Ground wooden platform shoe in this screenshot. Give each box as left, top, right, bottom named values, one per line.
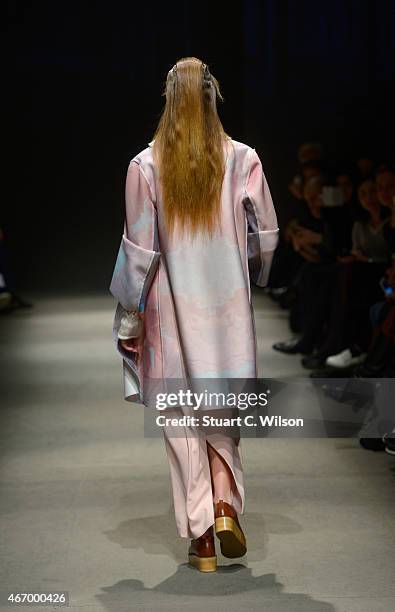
left=214, top=499, right=247, bottom=558
left=188, top=525, right=217, bottom=572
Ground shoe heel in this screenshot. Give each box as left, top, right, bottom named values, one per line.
left=188, top=554, right=217, bottom=572
left=215, top=516, right=247, bottom=558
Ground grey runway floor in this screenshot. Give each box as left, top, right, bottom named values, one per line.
left=0, top=289, right=394, bottom=612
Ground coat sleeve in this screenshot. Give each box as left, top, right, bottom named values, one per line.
left=243, top=148, right=280, bottom=287
left=109, top=160, right=161, bottom=314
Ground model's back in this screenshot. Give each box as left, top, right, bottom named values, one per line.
left=110, top=58, right=279, bottom=401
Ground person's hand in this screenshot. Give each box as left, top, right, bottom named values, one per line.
left=120, top=337, right=139, bottom=353
left=119, top=314, right=145, bottom=365
left=295, top=227, right=323, bottom=245
left=337, top=254, right=356, bottom=264
left=292, top=233, right=320, bottom=252
left=284, top=219, right=301, bottom=241
left=292, top=233, right=321, bottom=261
left=299, top=246, right=321, bottom=262
left=120, top=335, right=144, bottom=365
left=291, top=233, right=302, bottom=252
left=351, top=249, right=369, bottom=262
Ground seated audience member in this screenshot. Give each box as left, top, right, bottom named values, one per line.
left=319, top=170, right=358, bottom=256
left=267, top=155, right=327, bottom=293
left=376, top=167, right=395, bottom=212
left=288, top=153, right=326, bottom=210
left=337, top=170, right=355, bottom=204
left=353, top=259, right=395, bottom=378
left=377, top=167, right=395, bottom=252
left=273, top=176, right=391, bottom=361
left=383, top=199, right=395, bottom=253
left=301, top=179, right=391, bottom=369
left=337, top=167, right=364, bottom=218
left=322, top=179, right=392, bottom=368
left=272, top=176, right=343, bottom=353
left=297, top=142, right=324, bottom=165
left=341, top=179, right=391, bottom=264
left=287, top=176, right=335, bottom=261
left=357, top=259, right=395, bottom=455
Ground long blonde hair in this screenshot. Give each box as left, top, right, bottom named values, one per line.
left=152, top=57, right=232, bottom=239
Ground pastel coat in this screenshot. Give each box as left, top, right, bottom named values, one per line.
left=109, top=138, right=279, bottom=405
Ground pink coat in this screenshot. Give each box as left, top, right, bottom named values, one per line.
left=110, top=138, right=279, bottom=405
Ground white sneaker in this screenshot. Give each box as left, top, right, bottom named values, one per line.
left=325, top=348, right=367, bottom=369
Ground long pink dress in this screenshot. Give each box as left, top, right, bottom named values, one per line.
left=110, top=137, right=279, bottom=539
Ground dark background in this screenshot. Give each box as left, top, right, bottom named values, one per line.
left=4, top=0, right=395, bottom=294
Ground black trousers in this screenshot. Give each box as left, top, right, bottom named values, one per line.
left=295, top=261, right=387, bottom=356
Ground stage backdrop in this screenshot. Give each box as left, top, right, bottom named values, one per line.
left=4, top=0, right=395, bottom=293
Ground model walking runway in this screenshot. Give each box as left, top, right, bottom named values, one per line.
left=109, top=57, right=279, bottom=569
